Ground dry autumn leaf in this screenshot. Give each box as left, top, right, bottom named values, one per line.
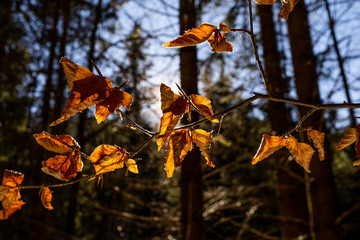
left=41, top=151, right=83, bottom=180
left=190, top=95, right=219, bottom=123
left=207, top=30, right=233, bottom=52
left=95, top=87, right=133, bottom=123
left=33, top=131, right=80, bottom=153
left=191, top=129, right=215, bottom=167
left=39, top=187, right=54, bottom=210
left=163, top=23, right=217, bottom=47
left=0, top=170, right=25, bottom=220
left=307, top=129, right=325, bottom=161
left=285, top=136, right=315, bottom=173
left=252, top=0, right=299, bottom=19
left=337, top=125, right=360, bottom=158
left=60, top=57, right=96, bottom=90
left=89, top=145, right=137, bottom=175
left=252, top=135, right=286, bottom=165
left=165, top=130, right=193, bottom=177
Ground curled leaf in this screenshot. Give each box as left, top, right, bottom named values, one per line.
left=41, top=151, right=83, bottom=180
left=285, top=136, right=314, bottom=173
left=191, top=129, right=215, bottom=167
left=252, top=135, right=286, bottom=165
left=253, top=0, right=276, bottom=4
left=0, top=200, right=25, bottom=220
left=280, top=0, right=299, bottom=19
left=219, top=22, right=230, bottom=33
left=337, top=128, right=357, bottom=150
left=190, top=94, right=218, bottom=123
left=207, top=30, right=233, bottom=52
left=39, top=187, right=54, bottom=210
left=163, top=23, right=217, bottom=47
left=307, top=129, right=325, bottom=161
left=165, top=130, right=193, bottom=177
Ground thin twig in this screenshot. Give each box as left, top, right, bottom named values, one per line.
left=285, top=108, right=317, bottom=136
left=116, top=109, right=155, bottom=136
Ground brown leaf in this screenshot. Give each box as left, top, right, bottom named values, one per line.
left=219, top=22, right=231, bottom=33
left=41, top=151, right=83, bottom=180
left=163, top=23, right=217, bottom=48
left=157, top=84, right=190, bottom=150
left=89, top=145, right=135, bottom=175
left=207, top=30, right=233, bottom=52
left=165, top=130, right=193, bottom=177
left=191, top=129, right=215, bottom=167
left=285, top=136, right=315, bottom=173
left=33, top=131, right=80, bottom=154
left=0, top=200, right=25, bottom=220
left=95, top=87, right=133, bottom=123
left=190, top=94, right=218, bottom=123
left=252, top=135, right=286, bottom=165
left=307, top=129, right=325, bottom=161
left=0, top=170, right=25, bottom=220
left=39, top=187, right=54, bottom=210
left=60, top=57, right=100, bottom=90
left=51, top=75, right=112, bottom=126
left=252, top=0, right=276, bottom=4
left=336, top=128, right=357, bottom=150
left=280, top=0, right=299, bottom=19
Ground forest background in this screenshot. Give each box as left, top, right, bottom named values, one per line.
left=1, top=0, right=360, bottom=239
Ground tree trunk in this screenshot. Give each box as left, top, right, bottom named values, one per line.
left=179, top=0, right=205, bottom=239
left=258, top=5, right=309, bottom=239
left=287, top=1, right=341, bottom=239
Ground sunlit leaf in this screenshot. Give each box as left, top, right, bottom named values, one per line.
left=125, top=159, right=138, bottom=174
left=252, top=135, right=286, bottom=165
left=163, top=23, right=217, bottom=48
left=285, top=135, right=314, bottom=173
left=207, top=30, right=233, bottom=52
left=51, top=75, right=111, bottom=126
left=41, top=151, right=83, bottom=180
left=252, top=0, right=276, bottom=4
left=33, top=131, right=80, bottom=154
left=307, top=129, right=325, bottom=161
left=280, top=0, right=299, bottom=19
left=39, top=187, right=54, bottom=210
left=190, top=94, right=218, bottom=123
left=95, top=87, right=133, bottom=123
left=0, top=200, right=25, bottom=220
left=160, top=83, right=180, bottom=111
left=337, top=128, right=357, bottom=150
left=165, top=130, right=193, bottom=177
left=219, top=22, right=231, bottom=33
left=0, top=170, right=25, bottom=220
left=89, top=145, right=135, bottom=175
left=191, top=129, right=215, bottom=167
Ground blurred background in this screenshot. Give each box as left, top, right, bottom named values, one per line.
left=1, top=0, right=360, bottom=239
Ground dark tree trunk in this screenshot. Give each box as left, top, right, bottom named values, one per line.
left=179, top=0, right=204, bottom=239
left=258, top=5, right=309, bottom=239
left=287, top=1, right=341, bottom=239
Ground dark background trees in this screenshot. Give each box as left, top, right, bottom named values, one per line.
left=1, top=0, right=360, bottom=239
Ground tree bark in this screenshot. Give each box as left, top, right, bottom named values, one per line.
left=258, top=5, right=309, bottom=239
left=287, top=1, right=341, bottom=239
left=179, top=0, right=205, bottom=239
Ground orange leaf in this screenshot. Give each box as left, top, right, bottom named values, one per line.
left=33, top=131, right=80, bottom=154
left=163, top=23, right=217, bottom=48
left=191, top=129, right=215, bottom=167
left=157, top=84, right=190, bottom=150
left=252, top=135, right=286, bottom=165
left=0, top=170, right=25, bottom=220
left=190, top=94, right=218, bottom=123
left=39, top=187, right=54, bottom=210
left=219, top=22, right=231, bottom=33
left=95, top=87, right=133, bottom=123
left=51, top=75, right=111, bottom=126
left=41, top=151, right=83, bottom=180
left=307, top=129, right=325, bottom=161
left=252, top=0, right=276, bottom=4
left=280, top=0, right=299, bottom=19
left=337, top=127, right=358, bottom=150
left=89, top=145, right=135, bottom=175
left=165, top=130, right=193, bottom=177
left=207, top=30, right=233, bottom=52
left=0, top=200, right=25, bottom=220
left=60, top=57, right=98, bottom=90
left=285, top=136, right=315, bottom=173
left=125, top=159, right=139, bottom=174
